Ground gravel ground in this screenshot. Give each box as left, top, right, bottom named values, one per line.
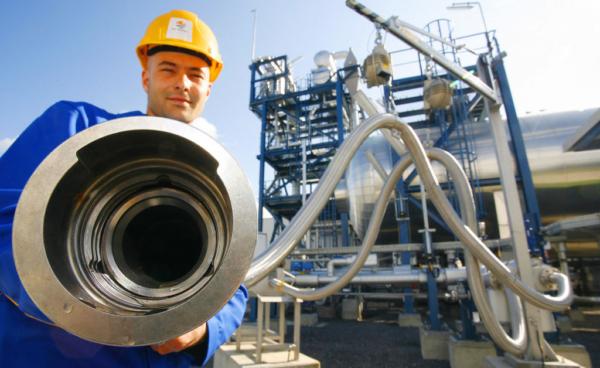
left=298, top=309, right=600, bottom=368
left=300, top=312, right=450, bottom=368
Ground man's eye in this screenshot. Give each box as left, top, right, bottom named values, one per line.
left=161, top=68, right=175, bottom=73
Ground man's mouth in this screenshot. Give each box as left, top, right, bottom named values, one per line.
left=167, top=96, right=190, bottom=106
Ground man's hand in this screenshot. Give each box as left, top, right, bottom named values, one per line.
left=151, top=323, right=207, bottom=355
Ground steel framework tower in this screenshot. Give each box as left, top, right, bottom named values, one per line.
left=249, top=56, right=358, bottom=246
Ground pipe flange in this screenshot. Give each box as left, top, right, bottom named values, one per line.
left=13, top=116, right=256, bottom=346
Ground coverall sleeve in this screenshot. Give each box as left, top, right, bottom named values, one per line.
left=0, top=101, right=141, bottom=320
left=197, top=284, right=248, bottom=366
left=0, top=101, right=100, bottom=321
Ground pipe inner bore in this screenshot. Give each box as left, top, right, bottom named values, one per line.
left=114, top=204, right=205, bottom=289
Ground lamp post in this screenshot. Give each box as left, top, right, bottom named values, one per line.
left=250, top=9, right=257, bottom=61
left=447, top=2, right=492, bottom=53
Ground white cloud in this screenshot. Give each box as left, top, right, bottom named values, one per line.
left=189, top=117, right=218, bottom=139
left=0, top=137, right=15, bottom=156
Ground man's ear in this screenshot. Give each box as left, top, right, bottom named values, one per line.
left=142, top=69, right=149, bottom=93
left=206, top=82, right=213, bottom=98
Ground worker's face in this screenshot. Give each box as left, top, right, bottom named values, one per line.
left=143, top=51, right=212, bottom=123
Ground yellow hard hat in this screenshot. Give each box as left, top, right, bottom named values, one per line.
left=137, top=10, right=223, bottom=82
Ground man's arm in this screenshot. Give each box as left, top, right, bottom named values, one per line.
left=0, top=101, right=142, bottom=320
left=0, top=101, right=99, bottom=321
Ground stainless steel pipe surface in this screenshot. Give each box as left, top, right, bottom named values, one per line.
left=288, top=267, right=468, bottom=286
left=12, top=117, right=257, bottom=346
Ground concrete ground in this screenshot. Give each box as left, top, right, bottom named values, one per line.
left=562, top=308, right=600, bottom=366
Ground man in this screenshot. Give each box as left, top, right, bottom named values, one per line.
left=0, top=10, right=246, bottom=367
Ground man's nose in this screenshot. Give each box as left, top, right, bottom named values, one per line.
left=174, top=72, right=192, bottom=91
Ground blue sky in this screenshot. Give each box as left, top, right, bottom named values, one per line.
left=1, top=0, right=599, bottom=198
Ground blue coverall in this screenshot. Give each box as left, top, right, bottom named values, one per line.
left=0, top=101, right=248, bottom=367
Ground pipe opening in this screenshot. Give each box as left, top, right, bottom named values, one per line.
left=16, top=118, right=256, bottom=345
left=115, top=204, right=206, bottom=289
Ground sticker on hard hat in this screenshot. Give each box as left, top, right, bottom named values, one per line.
left=166, top=17, right=192, bottom=42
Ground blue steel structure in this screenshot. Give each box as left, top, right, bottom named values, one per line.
left=249, top=56, right=356, bottom=246
left=491, top=48, right=543, bottom=256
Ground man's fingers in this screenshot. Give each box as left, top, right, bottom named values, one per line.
left=151, top=344, right=170, bottom=355
left=151, top=325, right=206, bottom=355
left=152, top=344, right=169, bottom=355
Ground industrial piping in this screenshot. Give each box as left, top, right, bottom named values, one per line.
left=247, top=113, right=572, bottom=358
left=248, top=114, right=572, bottom=310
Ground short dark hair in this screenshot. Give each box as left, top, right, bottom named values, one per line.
left=147, top=45, right=212, bottom=66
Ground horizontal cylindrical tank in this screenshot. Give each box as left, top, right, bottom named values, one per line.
left=344, top=108, right=600, bottom=243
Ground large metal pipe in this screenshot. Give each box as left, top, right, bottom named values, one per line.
left=336, top=291, right=466, bottom=301
left=446, top=157, right=527, bottom=355
left=327, top=258, right=354, bottom=276
left=13, top=117, right=257, bottom=346
left=290, top=267, right=467, bottom=286
left=574, top=295, right=600, bottom=305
